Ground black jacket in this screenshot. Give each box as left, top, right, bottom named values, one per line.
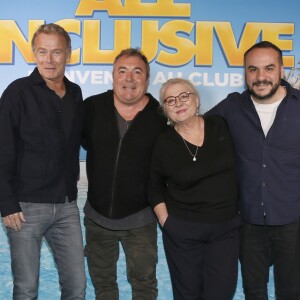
left=83, top=90, right=167, bottom=219
left=0, top=68, right=83, bottom=217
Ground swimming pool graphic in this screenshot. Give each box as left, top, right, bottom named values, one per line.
left=0, top=177, right=275, bottom=299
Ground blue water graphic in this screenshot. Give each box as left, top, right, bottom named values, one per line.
left=0, top=178, right=275, bottom=299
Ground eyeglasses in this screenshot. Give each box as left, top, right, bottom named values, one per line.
left=163, top=92, right=194, bottom=106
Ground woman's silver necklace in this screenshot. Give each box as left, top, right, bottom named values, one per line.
left=176, top=126, right=199, bottom=162
left=176, top=118, right=203, bottom=162
left=182, top=138, right=198, bottom=161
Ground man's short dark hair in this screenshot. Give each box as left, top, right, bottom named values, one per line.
left=113, top=48, right=150, bottom=80
left=244, top=41, right=283, bottom=65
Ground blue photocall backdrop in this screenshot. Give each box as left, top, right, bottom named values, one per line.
left=0, top=0, right=298, bottom=298
left=1, top=0, right=300, bottom=111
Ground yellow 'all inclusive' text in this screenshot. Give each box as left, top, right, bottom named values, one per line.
left=0, top=0, right=295, bottom=67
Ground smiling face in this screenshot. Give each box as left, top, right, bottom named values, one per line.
left=163, top=82, right=199, bottom=125
left=33, top=33, right=70, bottom=84
left=245, top=47, right=284, bottom=103
left=112, top=55, right=149, bottom=106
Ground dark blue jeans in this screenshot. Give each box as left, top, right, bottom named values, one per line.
left=7, top=201, right=86, bottom=300
left=240, top=221, right=300, bottom=300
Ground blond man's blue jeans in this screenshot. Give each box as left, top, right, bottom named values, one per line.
left=7, top=201, right=86, bottom=300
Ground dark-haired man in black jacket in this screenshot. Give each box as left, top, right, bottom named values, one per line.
left=82, top=48, right=168, bottom=300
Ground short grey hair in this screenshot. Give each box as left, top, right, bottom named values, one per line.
left=31, top=23, right=71, bottom=54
